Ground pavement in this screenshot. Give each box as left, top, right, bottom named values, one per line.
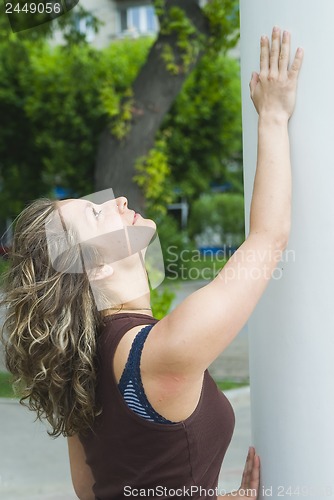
left=0, top=280, right=251, bottom=499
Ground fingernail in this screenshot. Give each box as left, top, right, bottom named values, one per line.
left=273, top=26, right=280, bottom=32
left=283, top=30, right=289, bottom=39
left=297, top=47, right=303, bottom=55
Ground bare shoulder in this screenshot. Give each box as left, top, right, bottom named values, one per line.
left=110, top=321, right=203, bottom=422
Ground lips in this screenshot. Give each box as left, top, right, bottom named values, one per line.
left=133, top=212, right=138, bottom=224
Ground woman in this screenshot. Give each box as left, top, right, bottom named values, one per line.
left=1, top=28, right=303, bottom=500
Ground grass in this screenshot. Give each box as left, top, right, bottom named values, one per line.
left=0, top=371, right=17, bottom=398
left=216, top=380, right=249, bottom=391
left=0, top=371, right=248, bottom=399
left=0, top=258, right=9, bottom=273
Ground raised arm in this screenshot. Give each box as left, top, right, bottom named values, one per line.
left=249, top=27, right=303, bottom=243
left=145, top=27, right=303, bottom=379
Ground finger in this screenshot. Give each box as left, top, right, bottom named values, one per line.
left=240, top=446, right=254, bottom=488
left=288, top=47, right=304, bottom=81
left=249, top=454, right=261, bottom=494
left=269, top=26, right=281, bottom=77
left=278, top=30, right=291, bottom=75
left=249, top=72, right=259, bottom=96
left=240, top=449, right=249, bottom=488
left=259, top=35, right=270, bottom=76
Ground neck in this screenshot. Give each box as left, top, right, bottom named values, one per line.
left=91, top=256, right=151, bottom=313
left=102, top=307, right=153, bottom=317
left=102, top=293, right=153, bottom=317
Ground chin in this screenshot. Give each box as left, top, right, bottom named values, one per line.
left=145, top=218, right=156, bottom=230
left=137, top=216, right=156, bottom=230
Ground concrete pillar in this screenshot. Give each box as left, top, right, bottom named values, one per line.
left=239, top=1, right=334, bottom=498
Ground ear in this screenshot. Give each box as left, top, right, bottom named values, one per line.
left=88, top=264, right=114, bottom=282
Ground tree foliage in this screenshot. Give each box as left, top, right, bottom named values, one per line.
left=0, top=0, right=242, bottom=230
left=160, top=53, right=242, bottom=199
left=133, top=49, right=242, bottom=221
left=133, top=0, right=242, bottom=215
left=0, top=36, right=152, bottom=218
left=188, top=192, right=244, bottom=239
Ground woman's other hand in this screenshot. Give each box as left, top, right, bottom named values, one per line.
left=220, top=446, right=260, bottom=499
left=250, top=27, right=303, bottom=122
left=237, top=446, right=260, bottom=498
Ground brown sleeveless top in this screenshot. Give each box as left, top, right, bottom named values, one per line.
left=79, top=313, right=235, bottom=500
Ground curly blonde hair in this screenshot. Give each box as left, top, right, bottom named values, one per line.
left=0, top=198, right=103, bottom=437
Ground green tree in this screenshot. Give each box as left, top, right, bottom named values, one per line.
left=95, top=0, right=240, bottom=211
left=0, top=0, right=101, bottom=219
left=0, top=36, right=152, bottom=219
left=0, top=0, right=241, bottom=223
left=188, top=192, right=245, bottom=243
left=134, top=50, right=243, bottom=250
left=159, top=54, right=242, bottom=200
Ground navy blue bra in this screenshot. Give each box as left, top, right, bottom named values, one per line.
left=118, top=325, right=175, bottom=424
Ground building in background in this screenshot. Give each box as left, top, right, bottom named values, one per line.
left=52, top=0, right=160, bottom=48
left=53, top=0, right=209, bottom=48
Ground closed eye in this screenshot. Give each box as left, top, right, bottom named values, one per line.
left=92, top=207, right=101, bottom=219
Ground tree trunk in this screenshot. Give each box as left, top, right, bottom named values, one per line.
left=94, top=0, right=211, bottom=213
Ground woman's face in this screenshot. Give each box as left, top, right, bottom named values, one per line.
left=55, top=196, right=161, bottom=308
left=58, top=196, right=156, bottom=243
left=57, top=196, right=157, bottom=272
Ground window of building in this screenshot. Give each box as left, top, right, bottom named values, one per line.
left=118, top=5, right=158, bottom=36
left=73, top=13, right=96, bottom=42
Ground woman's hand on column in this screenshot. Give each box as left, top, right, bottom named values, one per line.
left=250, top=27, right=303, bottom=122
left=221, top=446, right=260, bottom=499
left=237, top=446, right=260, bottom=498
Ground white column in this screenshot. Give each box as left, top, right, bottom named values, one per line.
left=239, top=1, right=334, bottom=499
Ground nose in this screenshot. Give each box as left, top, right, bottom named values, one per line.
left=116, top=196, right=128, bottom=213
